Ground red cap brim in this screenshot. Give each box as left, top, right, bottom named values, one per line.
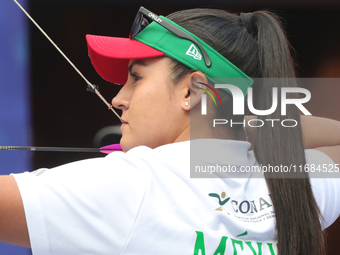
left=86, top=35, right=165, bottom=85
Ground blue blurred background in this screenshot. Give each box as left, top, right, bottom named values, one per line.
left=0, top=0, right=31, bottom=254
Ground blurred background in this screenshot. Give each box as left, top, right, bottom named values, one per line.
left=0, top=0, right=339, bottom=254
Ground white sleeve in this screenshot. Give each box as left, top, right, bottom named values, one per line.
left=12, top=152, right=149, bottom=255
left=305, top=149, right=340, bottom=230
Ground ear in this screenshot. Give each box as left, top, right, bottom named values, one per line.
left=180, top=71, right=208, bottom=111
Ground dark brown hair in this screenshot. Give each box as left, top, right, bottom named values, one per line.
left=167, top=9, right=324, bottom=255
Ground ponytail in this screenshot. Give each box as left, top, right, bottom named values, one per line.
left=250, top=11, right=325, bottom=255
left=167, top=9, right=325, bottom=254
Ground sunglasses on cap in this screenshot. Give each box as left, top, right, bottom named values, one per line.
left=129, top=6, right=212, bottom=67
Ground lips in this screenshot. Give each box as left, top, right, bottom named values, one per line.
left=120, top=118, right=128, bottom=128
left=120, top=118, right=128, bottom=124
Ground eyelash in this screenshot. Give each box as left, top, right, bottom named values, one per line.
left=131, top=73, right=142, bottom=83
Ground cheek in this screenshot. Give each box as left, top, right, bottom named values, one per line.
left=122, top=89, right=174, bottom=149
left=133, top=82, right=169, bottom=116
left=124, top=88, right=159, bottom=135
left=129, top=89, right=155, bottom=122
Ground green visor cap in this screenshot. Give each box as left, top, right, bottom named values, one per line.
left=134, top=16, right=254, bottom=96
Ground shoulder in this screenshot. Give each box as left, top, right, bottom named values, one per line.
left=13, top=141, right=191, bottom=196
left=10, top=143, right=190, bottom=254
left=305, top=149, right=340, bottom=229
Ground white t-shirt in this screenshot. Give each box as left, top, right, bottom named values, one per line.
left=12, top=139, right=340, bottom=255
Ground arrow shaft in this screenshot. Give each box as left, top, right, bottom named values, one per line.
left=0, top=146, right=118, bottom=153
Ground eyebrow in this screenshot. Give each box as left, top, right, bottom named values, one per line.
left=128, top=60, right=147, bottom=74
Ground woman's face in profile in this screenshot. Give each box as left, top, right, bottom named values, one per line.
left=111, top=57, right=190, bottom=151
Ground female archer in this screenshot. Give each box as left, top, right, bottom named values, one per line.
left=0, top=6, right=340, bottom=255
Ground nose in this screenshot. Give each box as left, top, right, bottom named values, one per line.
left=111, top=85, right=130, bottom=111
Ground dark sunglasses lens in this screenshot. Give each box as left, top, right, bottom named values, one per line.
left=131, top=16, right=149, bottom=38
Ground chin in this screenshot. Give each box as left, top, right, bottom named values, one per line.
left=120, top=137, right=140, bottom=152
left=120, top=140, right=132, bottom=152
left=120, top=134, right=166, bottom=151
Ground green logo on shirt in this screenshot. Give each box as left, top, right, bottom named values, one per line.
left=209, top=192, right=230, bottom=211
left=193, top=231, right=278, bottom=255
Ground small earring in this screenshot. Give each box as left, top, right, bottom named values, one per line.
left=185, top=102, right=189, bottom=106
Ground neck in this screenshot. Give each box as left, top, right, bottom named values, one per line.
left=174, top=109, right=235, bottom=143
